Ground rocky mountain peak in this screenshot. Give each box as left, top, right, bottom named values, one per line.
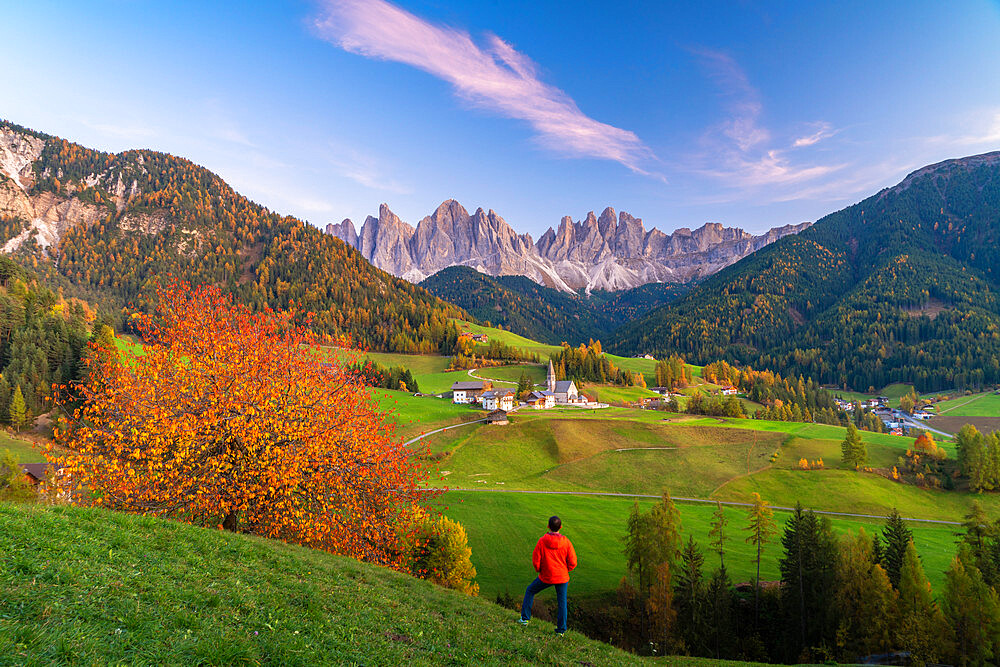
left=326, top=199, right=809, bottom=293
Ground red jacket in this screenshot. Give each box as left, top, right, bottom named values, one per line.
left=532, top=532, right=577, bottom=584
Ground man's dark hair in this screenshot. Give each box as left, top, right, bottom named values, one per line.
left=548, top=515, right=562, bottom=532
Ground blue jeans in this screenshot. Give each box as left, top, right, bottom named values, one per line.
left=520, top=577, right=568, bottom=633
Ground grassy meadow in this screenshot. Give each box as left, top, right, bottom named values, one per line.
left=0, top=502, right=649, bottom=666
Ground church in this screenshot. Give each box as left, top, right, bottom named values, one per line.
left=546, top=360, right=582, bottom=404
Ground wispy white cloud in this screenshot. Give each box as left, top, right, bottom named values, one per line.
left=325, top=141, right=413, bottom=195
left=792, top=122, right=836, bottom=148
left=924, top=109, right=1000, bottom=148
left=312, top=0, right=656, bottom=175
left=686, top=49, right=844, bottom=194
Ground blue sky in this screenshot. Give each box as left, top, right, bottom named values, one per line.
left=3, top=1, right=1000, bottom=236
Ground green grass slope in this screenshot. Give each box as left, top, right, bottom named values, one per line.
left=0, top=503, right=649, bottom=666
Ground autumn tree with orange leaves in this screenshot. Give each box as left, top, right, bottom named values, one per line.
left=51, top=282, right=436, bottom=567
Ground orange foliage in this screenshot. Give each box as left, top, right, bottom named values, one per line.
left=51, top=282, right=436, bottom=567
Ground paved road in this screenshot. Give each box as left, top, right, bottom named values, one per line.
left=891, top=409, right=954, bottom=438
left=466, top=367, right=518, bottom=386
left=445, top=487, right=961, bottom=525
left=403, top=418, right=486, bottom=446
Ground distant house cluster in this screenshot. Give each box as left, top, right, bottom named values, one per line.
left=481, top=389, right=516, bottom=412
left=458, top=332, right=489, bottom=343
left=449, top=361, right=591, bottom=410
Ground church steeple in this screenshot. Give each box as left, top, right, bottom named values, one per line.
left=547, top=359, right=556, bottom=392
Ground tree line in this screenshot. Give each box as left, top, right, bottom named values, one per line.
left=549, top=340, right=645, bottom=388
left=568, top=492, right=1000, bottom=665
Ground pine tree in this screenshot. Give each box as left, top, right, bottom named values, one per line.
left=896, top=540, right=946, bottom=666
left=958, top=500, right=999, bottom=586
left=705, top=566, right=734, bottom=660
left=880, top=508, right=913, bottom=589
left=779, top=503, right=837, bottom=661
left=840, top=422, right=867, bottom=469
left=834, top=530, right=898, bottom=661
left=745, top=492, right=777, bottom=627
left=516, top=370, right=533, bottom=398
left=941, top=549, right=1000, bottom=666
left=649, top=491, right=683, bottom=572
left=708, top=501, right=728, bottom=570
left=674, top=536, right=706, bottom=655
left=9, top=385, right=26, bottom=432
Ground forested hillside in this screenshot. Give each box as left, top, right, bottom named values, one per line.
left=420, top=265, right=686, bottom=344
left=0, top=121, right=468, bottom=353
left=611, top=152, right=1000, bottom=392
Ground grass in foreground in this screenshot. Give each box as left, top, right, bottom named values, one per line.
left=0, top=502, right=648, bottom=666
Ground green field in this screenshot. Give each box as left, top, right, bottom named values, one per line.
left=934, top=390, right=1000, bottom=416
left=373, top=390, right=482, bottom=441
left=426, top=412, right=976, bottom=515
left=475, top=364, right=546, bottom=386
left=425, top=406, right=989, bottom=603
left=441, top=491, right=959, bottom=599
left=0, top=432, right=45, bottom=464
left=0, top=502, right=648, bottom=666
left=454, top=320, right=562, bottom=359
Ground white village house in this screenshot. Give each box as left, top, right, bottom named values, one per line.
left=451, top=380, right=493, bottom=404
left=481, top=389, right=515, bottom=412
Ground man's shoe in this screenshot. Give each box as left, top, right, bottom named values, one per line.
left=517, top=618, right=529, bottom=626
left=555, top=631, right=565, bottom=637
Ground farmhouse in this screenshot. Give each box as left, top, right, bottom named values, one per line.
left=451, top=380, right=493, bottom=404
left=720, top=386, right=738, bottom=396
left=527, top=390, right=556, bottom=409
left=19, top=463, right=56, bottom=487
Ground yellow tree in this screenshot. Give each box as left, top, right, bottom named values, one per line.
left=745, top=492, right=777, bottom=628
left=52, top=281, right=436, bottom=568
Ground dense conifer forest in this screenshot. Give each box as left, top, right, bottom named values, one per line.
left=420, top=265, right=686, bottom=345
left=611, top=153, right=1000, bottom=392
left=1, top=121, right=468, bottom=354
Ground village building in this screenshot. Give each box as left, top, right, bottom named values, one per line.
left=486, top=409, right=509, bottom=425
left=527, top=390, right=556, bottom=409
left=19, top=463, right=55, bottom=488
left=451, top=379, right=493, bottom=404
left=720, top=386, right=738, bottom=396
left=481, top=389, right=516, bottom=412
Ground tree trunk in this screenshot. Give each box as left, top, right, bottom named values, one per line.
left=223, top=511, right=239, bottom=532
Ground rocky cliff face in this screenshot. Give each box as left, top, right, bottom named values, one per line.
left=0, top=125, right=157, bottom=254
left=327, top=200, right=810, bottom=292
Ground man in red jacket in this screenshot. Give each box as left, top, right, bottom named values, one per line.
left=518, top=515, right=577, bottom=635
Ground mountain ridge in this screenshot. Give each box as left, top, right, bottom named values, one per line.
left=327, top=199, right=809, bottom=292
left=0, top=119, right=468, bottom=353
left=610, top=149, right=1000, bottom=392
